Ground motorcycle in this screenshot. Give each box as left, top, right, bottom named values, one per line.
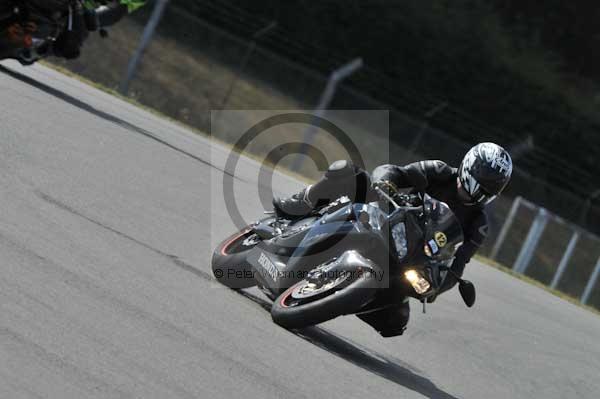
left=0, top=0, right=102, bottom=65
left=212, top=187, right=476, bottom=330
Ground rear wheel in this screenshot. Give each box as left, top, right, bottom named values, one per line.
left=271, top=266, right=379, bottom=329
left=212, top=229, right=261, bottom=289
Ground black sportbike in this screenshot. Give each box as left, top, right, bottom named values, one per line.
left=2, top=1, right=69, bottom=64
left=212, top=188, right=476, bottom=330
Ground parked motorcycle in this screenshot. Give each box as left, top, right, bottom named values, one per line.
left=212, top=187, right=476, bottom=330
left=0, top=0, right=108, bottom=65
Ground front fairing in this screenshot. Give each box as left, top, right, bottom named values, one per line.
left=291, top=203, right=390, bottom=259
left=246, top=203, right=392, bottom=295
left=397, top=198, right=465, bottom=298
left=423, top=200, right=464, bottom=261
left=249, top=198, right=464, bottom=300
left=271, top=203, right=392, bottom=291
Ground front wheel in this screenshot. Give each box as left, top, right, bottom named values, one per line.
left=271, top=267, right=380, bottom=329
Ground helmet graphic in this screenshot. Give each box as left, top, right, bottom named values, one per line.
left=458, top=143, right=512, bottom=206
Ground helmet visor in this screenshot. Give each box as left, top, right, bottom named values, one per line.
left=457, top=182, right=496, bottom=206
left=472, top=188, right=497, bottom=205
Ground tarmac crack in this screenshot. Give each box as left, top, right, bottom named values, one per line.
left=34, top=189, right=213, bottom=282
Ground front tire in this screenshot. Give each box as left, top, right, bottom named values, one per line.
left=271, top=269, right=379, bottom=329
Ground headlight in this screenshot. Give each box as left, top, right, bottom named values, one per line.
left=404, top=269, right=431, bottom=294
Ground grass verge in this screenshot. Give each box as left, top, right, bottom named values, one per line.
left=475, top=254, right=600, bottom=317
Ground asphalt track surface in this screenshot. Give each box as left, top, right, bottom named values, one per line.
left=1, top=61, right=599, bottom=399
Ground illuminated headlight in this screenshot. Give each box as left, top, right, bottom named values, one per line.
left=404, top=270, right=431, bottom=294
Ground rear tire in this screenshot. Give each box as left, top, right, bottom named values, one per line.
left=212, top=229, right=260, bottom=289
left=271, top=270, right=379, bottom=329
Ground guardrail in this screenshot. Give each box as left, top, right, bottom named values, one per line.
left=491, top=196, right=600, bottom=305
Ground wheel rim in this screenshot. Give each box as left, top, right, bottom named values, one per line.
left=279, top=271, right=351, bottom=308
left=292, top=272, right=349, bottom=299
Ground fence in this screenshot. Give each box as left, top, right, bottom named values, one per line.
left=489, top=196, right=600, bottom=307
left=48, top=1, right=600, bottom=309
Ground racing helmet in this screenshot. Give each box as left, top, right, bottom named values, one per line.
left=457, top=143, right=512, bottom=206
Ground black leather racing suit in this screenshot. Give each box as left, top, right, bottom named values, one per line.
left=290, top=159, right=489, bottom=336
left=54, top=1, right=130, bottom=59
left=371, top=160, right=489, bottom=279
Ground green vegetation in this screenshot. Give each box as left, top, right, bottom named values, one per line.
left=177, top=0, right=600, bottom=202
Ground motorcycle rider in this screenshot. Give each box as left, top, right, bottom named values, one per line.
left=54, top=0, right=146, bottom=59
left=273, top=142, right=513, bottom=337
left=0, top=1, right=145, bottom=62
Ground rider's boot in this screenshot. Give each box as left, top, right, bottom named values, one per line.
left=272, top=187, right=314, bottom=220
left=54, top=4, right=87, bottom=59
left=357, top=298, right=410, bottom=338
left=273, top=160, right=371, bottom=219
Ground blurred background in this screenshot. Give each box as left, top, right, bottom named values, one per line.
left=48, top=0, right=600, bottom=308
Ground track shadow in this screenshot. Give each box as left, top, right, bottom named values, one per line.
left=0, top=64, right=238, bottom=179
left=235, top=289, right=461, bottom=399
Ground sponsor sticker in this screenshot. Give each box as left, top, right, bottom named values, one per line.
left=434, top=231, right=447, bottom=248
left=258, top=252, right=280, bottom=281
left=427, top=239, right=439, bottom=255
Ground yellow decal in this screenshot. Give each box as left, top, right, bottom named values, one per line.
left=434, top=231, right=447, bottom=248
